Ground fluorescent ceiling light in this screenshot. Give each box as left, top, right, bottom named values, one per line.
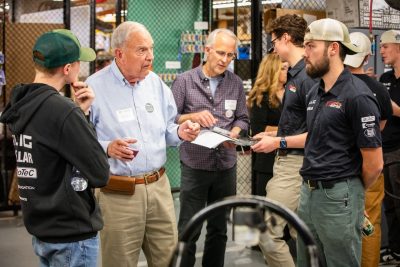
left=213, top=0, right=282, bottom=9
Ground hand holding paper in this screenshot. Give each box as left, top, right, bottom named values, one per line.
left=191, top=127, right=256, bottom=149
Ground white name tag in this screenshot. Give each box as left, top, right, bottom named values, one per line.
left=225, top=100, right=237, bottom=110
left=116, top=108, right=135, bottom=122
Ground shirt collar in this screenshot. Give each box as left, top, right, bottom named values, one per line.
left=318, top=67, right=352, bottom=97
left=196, top=65, right=226, bottom=81
left=110, top=60, right=130, bottom=86
left=387, top=69, right=399, bottom=80
left=288, top=58, right=306, bottom=78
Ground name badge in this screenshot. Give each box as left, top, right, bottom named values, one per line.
left=116, top=108, right=135, bottom=122
left=225, top=100, right=237, bottom=110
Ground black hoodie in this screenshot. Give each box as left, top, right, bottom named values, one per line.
left=0, top=83, right=110, bottom=243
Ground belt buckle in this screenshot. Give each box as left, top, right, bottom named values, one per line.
left=307, top=180, right=315, bottom=190
left=144, top=169, right=160, bottom=185
left=143, top=174, right=150, bottom=185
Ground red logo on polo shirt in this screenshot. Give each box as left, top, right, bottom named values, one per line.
left=326, top=100, right=342, bottom=109
left=288, top=84, right=297, bottom=93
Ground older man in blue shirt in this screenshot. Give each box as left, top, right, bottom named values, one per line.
left=87, top=21, right=200, bottom=267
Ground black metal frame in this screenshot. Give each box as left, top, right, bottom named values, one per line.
left=89, top=0, right=96, bottom=73
left=115, top=0, right=124, bottom=26
left=202, top=0, right=210, bottom=25
left=211, top=0, right=262, bottom=84
left=250, top=0, right=262, bottom=82
left=0, top=0, right=8, bottom=212
left=169, top=196, right=325, bottom=267
left=63, top=0, right=71, bottom=29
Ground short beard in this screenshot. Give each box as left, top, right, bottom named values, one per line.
left=306, top=48, right=330, bottom=79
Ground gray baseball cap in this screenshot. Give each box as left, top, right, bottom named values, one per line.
left=304, top=18, right=362, bottom=55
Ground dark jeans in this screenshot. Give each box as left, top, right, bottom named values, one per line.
left=178, top=163, right=237, bottom=267
left=383, top=149, right=400, bottom=253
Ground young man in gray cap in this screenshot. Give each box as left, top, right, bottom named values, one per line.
left=297, top=18, right=383, bottom=266
left=379, top=29, right=400, bottom=264
left=344, top=31, right=393, bottom=267
left=0, top=29, right=110, bottom=266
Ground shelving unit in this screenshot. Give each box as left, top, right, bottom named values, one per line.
left=159, top=31, right=207, bottom=85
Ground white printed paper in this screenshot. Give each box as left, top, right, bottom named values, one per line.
left=191, top=130, right=232, bottom=149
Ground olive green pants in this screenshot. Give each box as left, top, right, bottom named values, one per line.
left=297, top=178, right=365, bottom=267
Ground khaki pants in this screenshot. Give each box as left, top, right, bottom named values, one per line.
left=361, top=173, right=384, bottom=267
left=259, top=154, right=303, bottom=267
left=97, top=173, right=177, bottom=267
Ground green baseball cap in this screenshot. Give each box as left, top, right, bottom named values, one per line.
left=33, top=29, right=96, bottom=68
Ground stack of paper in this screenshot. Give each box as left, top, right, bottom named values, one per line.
left=191, top=130, right=256, bottom=149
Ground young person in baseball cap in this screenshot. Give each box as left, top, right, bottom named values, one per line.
left=251, top=14, right=317, bottom=267
left=378, top=29, right=400, bottom=265
left=297, top=18, right=383, bottom=267
left=345, top=31, right=393, bottom=267
left=0, top=29, right=110, bottom=267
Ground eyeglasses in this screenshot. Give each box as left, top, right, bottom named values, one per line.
left=270, top=36, right=281, bottom=51
left=212, top=49, right=236, bottom=60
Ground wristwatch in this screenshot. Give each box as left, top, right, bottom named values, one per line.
left=279, top=137, right=287, bottom=149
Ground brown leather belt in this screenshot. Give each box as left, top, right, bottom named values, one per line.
left=277, top=149, right=304, bottom=157
left=110, top=167, right=165, bottom=185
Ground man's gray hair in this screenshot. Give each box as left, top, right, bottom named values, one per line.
left=111, top=21, right=149, bottom=50
left=205, top=28, right=240, bottom=51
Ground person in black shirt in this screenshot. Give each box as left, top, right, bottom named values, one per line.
left=378, top=29, right=400, bottom=263
left=344, top=31, right=393, bottom=267
left=251, top=15, right=316, bottom=267
left=297, top=19, right=383, bottom=267
left=247, top=54, right=288, bottom=196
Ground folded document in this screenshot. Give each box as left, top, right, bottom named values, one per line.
left=191, top=128, right=255, bottom=149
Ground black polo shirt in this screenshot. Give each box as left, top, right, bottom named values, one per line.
left=277, top=59, right=317, bottom=137
left=380, top=70, right=400, bottom=152
left=354, top=74, right=393, bottom=121
left=300, top=68, right=382, bottom=181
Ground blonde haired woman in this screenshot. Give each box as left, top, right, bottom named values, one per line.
left=247, top=53, right=288, bottom=196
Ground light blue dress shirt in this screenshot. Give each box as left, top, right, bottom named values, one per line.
left=87, top=60, right=181, bottom=176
